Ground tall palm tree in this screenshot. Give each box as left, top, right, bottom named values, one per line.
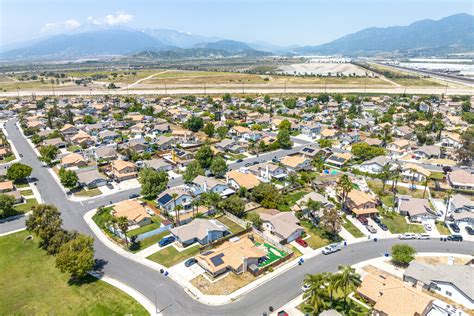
left=334, top=265, right=361, bottom=311
left=171, top=192, right=179, bottom=226
left=409, top=168, right=418, bottom=191
left=302, top=273, right=327, bottom=315
left=379, top=163, right=392, bottom=193
left=336, top=174, right=353, bottom=212
left=444, top=190, right=453, bottom=223
left=323, top=272, right=338, bottom=308
left=117, top=216, right=129, bottom=247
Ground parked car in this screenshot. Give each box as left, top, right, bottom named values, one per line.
left=277, top=311, right=289, bottom=316
left=158, top=236, right=175, bottom=247
left=447, top=234, right=463, bottom=242
left=301, top=284, right=310, bottom=292
left=423, top=223, right=432, bottom=231
left=449, top=223, right=460, bottom=233
left=184, top=258, right=197, bottom=267
left=19, top=153, right=23, bottom=157
left=322, top=243, right=342, bottom=255
left=372, top=217, right=381, bottom=224
left=465, top=226, right=474, bottom=235
left=378, top=223, right=388, bottom=231
left=295, top=237, right=308, bottom=248
left=358, top=217, right=368, bottom=225
left=366, top=225, right=377, bottom=234
left=272, top=158, right=279, bottom=163
left=236, top=159, right=243, bottom=163
left=399, top=233, right=417, bottom=240
left=417, top=234, right=430, bottom=240
left=106, top=182, right=114, bottom=189
left=129, top=193, right=139, bottom=199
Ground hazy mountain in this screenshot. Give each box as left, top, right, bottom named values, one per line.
left=143, top=29, right=222, bottom=48
left=1, top=29, right=171, bottom=60
left=295, top=13, right=474, bottom=55
left=193, top=40, right=254, bottom=53
left=132, top=47, right=271, bottom=60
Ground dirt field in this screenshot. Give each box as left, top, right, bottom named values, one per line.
left=277, top=62, right=371, bottom=76
left=191, top=272, right=256, bottom=295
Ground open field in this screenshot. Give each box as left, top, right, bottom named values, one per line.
left=67, top=69, right=160, bottom=84
left=367, top=63, right=447, bottom=87
left=277, top=62, right=371, bottom=76
left=0, top=230, right=147, bottom=315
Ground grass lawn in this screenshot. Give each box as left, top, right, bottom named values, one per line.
left=368, top=180, right=427, bottom=200
left=278, top=190, right=309, bottom=212
left=74, top=187, right=102, bottom=197
left=0, top=231, right=147, bottom=315
left=381, top=212, right=425, bottom=234
left=14, top=198, right=39, bottom=213
left=127, top=222, right=160, bottom=237
left=191, top=272, right=256, bottom=295
left=131, top=230, right=171, bottom=253
left=300, top=221, right=331, bottom=250
left=226, top=153, right=247, bottom=161
left=342, top=218, right=365, bottom=238
left=2, top=154, right=16, bottom=162
left=435, top=221, right=451, bottom=235
left=15, top=182, right=30, bottom=188
left=291, top=246, right=303, bottom=257
left=147, top=245, right=199, bottom=267
left=20, top=189, right=33, bottom=196
left=216, top=215, right=245, bottom=234
left=67, top=145, right=82, bottom=152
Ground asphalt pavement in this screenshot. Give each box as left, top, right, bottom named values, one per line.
left=1, top=118, right=473, bottom=315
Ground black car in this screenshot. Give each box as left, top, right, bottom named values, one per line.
left=378, top=223, right=388, bottom=231
left=129, top=193, right=139, bottom=199
left=465, top=226, right=474, bottom=235
left=184, top=258, right=197, bottom=267
left=447, top=234, right=463, bottom=242
left=236, top=159, right=243, bottom=163
left=373, top=217, right=381, bottom=224
left=449, top=223, right=460, bottom=233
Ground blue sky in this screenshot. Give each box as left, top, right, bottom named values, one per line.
left=1, top=0, right=472, bottom=46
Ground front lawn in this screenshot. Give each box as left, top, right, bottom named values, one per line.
left=0, top=231, right=147, bottom=315
left=131, top=230, right=171, bottom=253
left=147, top=244, right=199, bottom=267
left=128, top=222, right=161, bottom=237
left=191, top=272, right=256, bottom=295
left=216, top=215, right=246, bottom=234
left=20, top=189, right=33, bottom=196
left=342, top=218, right=365, bottom=238
left=14, top=198, right=39, bottom=213
left=74, top=187, right=102, bottom=197
left=67, top=145, right=82, bottom=152
left=435, top=221, right=451, bottom=235
left=300, top=221, right=333, bottom=250
left=381, top=212, right=425, bottom=234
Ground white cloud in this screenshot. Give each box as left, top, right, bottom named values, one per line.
left=104, top=11, right=134, bottom=26
left=40, top=19, right=81, bottom=34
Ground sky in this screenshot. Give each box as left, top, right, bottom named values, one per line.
left=1, top=0, right=472, bottom=46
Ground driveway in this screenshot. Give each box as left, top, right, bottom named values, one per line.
left=170, top=261, right=205, bottom=282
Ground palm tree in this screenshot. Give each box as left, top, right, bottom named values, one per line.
left=379, top=163, right=392, bottom=193
left=302, top=273, right=327, bottom=315
left=444, top=190, right=453, bottom=223
left=117, top=216, right=129, bottom=247
left=409, top=168, right=418, bottom=191
left=336, top=174, right=353, bottom=212
left=171, top=192, right=179, bottom=226
left=175, top=205, right=183, bottom=226
left=422, top=176, right=431, bottom=198
left=334, top=265, right=361, bottom=311
left=391, top=165, right=402, bottom=201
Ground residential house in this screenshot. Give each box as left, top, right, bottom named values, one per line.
left=112, top=199, right=152, bottom=227
left=300, top=122, right=321, bottom=139
left=157, top=188, right=193, bottom=213
left=93, top=145, right=118, bottom=162
left=60, top=124, right=78, bottom=137
left=0, top=180, right=22, bottom=203
left=170, top=219, right=229, bottom=247
left=248, top=162, right=286, bottom=181
left=260, top=211, right=304, bottom=244
left=404, top=262, right=473, bottom=309
left=402, top=163, right=431, bottom=183
left=346, top=189, right=379, bottom=218
left=76, top=169, right=107, bottom=188
left=42, top=138, right=67, bottom=148
left=439, top=132, right=462, bottom=149
left=358, top=156, right=393, bottom=174
left=60, top=153, right=87, bottom=169
left=190, top=175, right=234, bottom=197
left=397, top=196, right=437, bottom=222
left=393, top=126, right=414, bottom=139
left=413, top=145, right=441, bottom=160
left=449, top=194, right=474, bottom=224
left=154, top=135, right=173, bottom=151
left=70, top=131, right=95, bottom=147
left=280, top=155, right=312, bottom=173
left=448, top=170, right=474, bottom=191
left=111, top=160, right=137, bottom=181
left=326, top=152, right=352, bottom=168
left=387, top=139, right=411, bottom=158
left=292, top=191, right=331, bottom=220
left=226, top=170, right=261, bottom=190
left=196, top=236, right=267, bottom=277
left=144, top=158, right=173, bottom=172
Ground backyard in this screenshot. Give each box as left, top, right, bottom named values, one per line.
left=0, top=231, right=147, bottom=315
left=278, top=190, right=310, bottom=212
left=216, top=215, right=246, bottom=234
left=147, top=244, right=199, bottom=267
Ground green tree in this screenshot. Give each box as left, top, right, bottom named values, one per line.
left=320, top=207, right=342, bottom=235
left=186, top=116, right=204, bottom=132
left=335, top=114, right=345, bottom=128
left=26, top=204, right=64, bottom=254
left=216, top=126, right=228, bottom=139
left=318, top=139, right=333, bottom=148
left=317, top=93, right=330, bottom=103
left=138, top=167, right=168, bottom=198
left=195, top=145, right=214, bottom=169
left=219, top=195, right=245, bottom=218
left=222, top=93, right=232, bottom=103
left=247, top=212, right=262, bottom=229
left=39, top=145, right=60, bottom=165
left=302, top=273, right=328, bottom=315
left=457, top=127, right=474, bottom=166
left=334, top=265, right=361, bottom=310
left=251, top=183, right=282, bottom=209
left=203, top=122, right=215, bottom=137
left=183, top=161, right=204, bottom=183
left=117, top=216, right=129, bottom=247
left=200, top=191, right=222, bottom=211
left=351, top=142, right=386, bottom=162
left=379, top=163, right=392, bottom=193
left=336, top=174, right=353, bottom=211
left=7, top=163, right=32, bottom=182
left=0, top=194, right=16, bottom=218
left=210, top=156, right=228, bottom=177
left=279, top=119, right=291, bottom=131
left=391, top=244, right=416, bottom=267
left=56, top=234, right=95, bottom=280
left=59, top=168, right=78, bottom=189
left=277, top=129, right=292, bottom=149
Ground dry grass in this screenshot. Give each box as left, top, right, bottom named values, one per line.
left=414, top=256, right=471, bottom=266
left=191, top=272, right=256, bottom=295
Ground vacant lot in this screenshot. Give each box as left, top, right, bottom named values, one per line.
left=0, top=231, right=147, bottom=315
left=191, top=272, right=256, bottom=295
left=277, top=62, right=371, bottom=76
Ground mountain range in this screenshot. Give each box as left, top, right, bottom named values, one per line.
left=1, top=13, right=472, bottom=60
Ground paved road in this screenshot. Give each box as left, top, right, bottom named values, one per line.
left=1, top=119, right=473, bottom=315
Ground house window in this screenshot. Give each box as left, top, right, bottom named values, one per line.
left=445, top=291, right=452, bottom=297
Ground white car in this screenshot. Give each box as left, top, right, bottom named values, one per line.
left=398, top=233, right=417, bottom=240
left=301, top=284, right=310, bottom=292
left=322, top=243, right=342, bottom=255
left=417, top=234, right=430, bottom=240
left=423, top=224, right=432, bottom=231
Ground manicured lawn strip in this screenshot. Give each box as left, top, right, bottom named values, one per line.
left=20, top=189, right=33, bottom=196
left=74, top=187, right=102, bottom=197
left=291, top=246, right=303, bottom=257
left=0, top=231, right=147, bottom=316
left=381, top=213, right=425, bottom=234
left=131, top=230, right=171, bottom=253
left=147, top=245, right=199, bottom=267
left=14, top=198, right=39, bottom=213
left=15, top=182, right=30, bottom=188
left=435, top=221, right=451, bottom=235
left=128, top=222, right=160, bottom=237
left=67, top=145, right=82, bottom=152
left=3, top=154, right=16, bottom=162
left=342, top=219, right=365, bottom=238
left=216, top=215, right=245, bottom=234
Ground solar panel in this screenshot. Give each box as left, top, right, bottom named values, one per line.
left=210, top=253, right=225, bottom=266
left=158, top=193, right=172, bottom=205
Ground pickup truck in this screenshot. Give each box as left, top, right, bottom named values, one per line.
left=399, top=233, right=417, bottom=240
left=366, top=225, right=377, bottom=233
left=322, top=243, right=342, bottom=255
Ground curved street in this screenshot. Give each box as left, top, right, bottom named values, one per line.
left=1, top=118, right=473, bottom=315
